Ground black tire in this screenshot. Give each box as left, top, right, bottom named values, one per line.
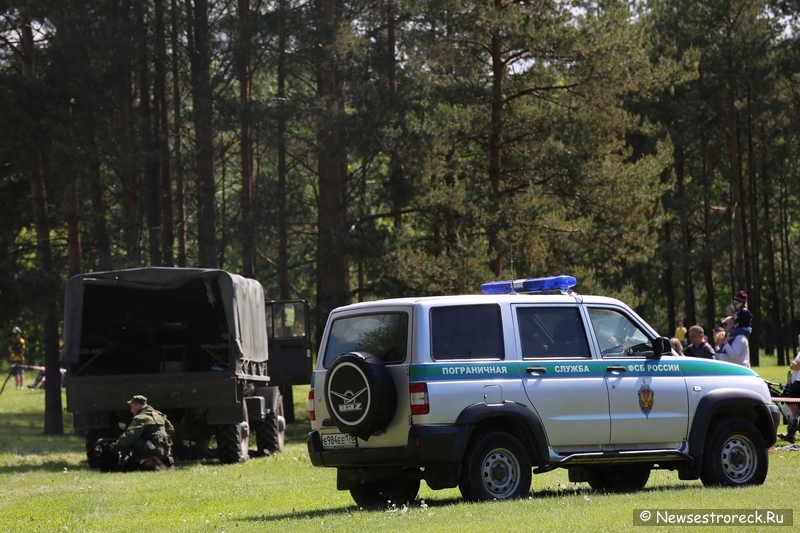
left=324, top=352, right=396, bottom=440
left=349, top=478, right=421, bottom=509
left=458, top=432, right=532, bottom=501
left=700, top=418, right=768, bottom=487
left=85, top=428, right=116, bottom=469
left=587, top=466, right=651, bottom=493
left=217, top=422, right=249, bottom=464
left=256, top=393, right=285, bottom=455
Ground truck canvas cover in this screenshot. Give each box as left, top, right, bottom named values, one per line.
left=60, top=267, right=268, bottom=367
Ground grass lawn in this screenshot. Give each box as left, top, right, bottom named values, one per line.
left=0, top=358, right=798, bottom=533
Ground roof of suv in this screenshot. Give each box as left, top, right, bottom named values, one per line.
left=330, top=292, right=626, bottom=311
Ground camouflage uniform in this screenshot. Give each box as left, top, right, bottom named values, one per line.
left=116, top=404, right=175, bottom=462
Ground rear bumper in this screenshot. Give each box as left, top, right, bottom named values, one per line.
left=307, top=425, right=473, bottom=468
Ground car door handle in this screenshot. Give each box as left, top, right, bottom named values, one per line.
left=605, top=365, right=627, bottom=373
left=525, top=366, right=547, bottom=375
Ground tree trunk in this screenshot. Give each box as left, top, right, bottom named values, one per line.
left=88, top=130, right=114, bottom=271
left=19, top=7, right=63, bottom=435
left=487, top=26, right=503, bottom=277
left=155, top=0, right=174, bottom=266
left=726, top=38, right=746, bottom=291
left=314, top=0, right=350, bottom=345
left=675, top=147, right=695, bottom=326
left=172, top=0, right=187, bottom=266
left=701, top=128, right=715, bottom=332
left=238, top=0, right=255, bottom=278
left=187, top=0, right=217, bottom=268
left=745, top=101, right=759, bottom=365
left=137, top=0, right=163, bottom=266
left=663, top=221, right=676, bottom=335
left=763, top=170, right=783, bottom=364
left=112, top=0, right=140, bottom=266
left=780, top=174, right=795, bottom=353
left=277, top=0, right=289, bottom=299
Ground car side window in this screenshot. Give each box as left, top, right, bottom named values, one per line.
left=430, top=304, right=504, bottom=360
left=516, top=307, right=590, bottom=359
left=587, top=307, right=651, bottom=357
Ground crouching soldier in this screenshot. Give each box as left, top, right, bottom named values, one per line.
left=115, top=395, right=175, bottom=469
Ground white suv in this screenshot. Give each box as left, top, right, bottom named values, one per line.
left=307, top=276, right=779, bottom=507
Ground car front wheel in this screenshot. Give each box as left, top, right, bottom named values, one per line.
left=701, top=418, right=768, bottom=487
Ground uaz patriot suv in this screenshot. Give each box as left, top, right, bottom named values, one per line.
left=307, top=276, right=779, bottom=507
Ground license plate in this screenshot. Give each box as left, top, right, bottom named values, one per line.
left=322, top=433, right=358, bottom=449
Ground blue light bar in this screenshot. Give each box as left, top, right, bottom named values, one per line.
left=481, top=275, right=577, bottom=295
left=522, top=275, right=577, bottom=293
left=480, top=279, right=528, bottom=295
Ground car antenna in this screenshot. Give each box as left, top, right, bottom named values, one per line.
left=509, top=243, right=515, bottom=285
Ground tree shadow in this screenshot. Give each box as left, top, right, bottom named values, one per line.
left=0, top=459, right=87, bottom=475
left=235, top=482, right=700, bottom=523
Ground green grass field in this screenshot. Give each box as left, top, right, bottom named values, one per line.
left=1, top=359, right=798, bottom=532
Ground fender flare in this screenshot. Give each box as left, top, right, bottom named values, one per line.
left=688, top=388, right=777, bottom=456
left=455, top=400, right=549, bottom=465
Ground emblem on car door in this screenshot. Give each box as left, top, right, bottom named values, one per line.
left=638, top=379, right=654, bottom=418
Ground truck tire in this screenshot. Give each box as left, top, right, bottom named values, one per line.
left=349, top=478, right=420, bottom=509
left=256, top=393, right=285, bottom=455
left=458, top=432, right=531, bottom=501
left=700, top=417, right=768, bottom=487
left=324, top=352, right=397, bottom=441
left=85, top=428, right=117, bottom=469
left=217, top=422, right=249, bottom=464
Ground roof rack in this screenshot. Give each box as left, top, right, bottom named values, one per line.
left=481, top=275, right=577, bottom=295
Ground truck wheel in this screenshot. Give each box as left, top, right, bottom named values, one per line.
left=217, top=422, right=249, bottom=464
left=256, top=393, right=285, bottom=455
left=700, top=418, right=768, bottom=487
left=349, top=478, right=420, bottom=509
left=324, top=352, right=396, bottom=441
left=85, top=429, right=116, bottom=469
left=458, top=432, right=531, bottom=501
left=587, top=466, right=650, bottom=492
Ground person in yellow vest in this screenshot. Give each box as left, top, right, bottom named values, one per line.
left=674, top=321, right=687, bottom=347
left=7, top=327, right=26, bottom=391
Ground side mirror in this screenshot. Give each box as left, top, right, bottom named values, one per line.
left=651, top=337, right=672, bottom=358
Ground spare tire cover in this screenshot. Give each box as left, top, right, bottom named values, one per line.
left=324, top=352, right=397, bottom=441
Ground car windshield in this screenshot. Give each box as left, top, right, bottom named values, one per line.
left=323, top=312, right=409, bottom=366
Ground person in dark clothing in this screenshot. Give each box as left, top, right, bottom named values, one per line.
left=728, top=291, right=753, bottom=341
left=683, top=325, right=715, bottom=359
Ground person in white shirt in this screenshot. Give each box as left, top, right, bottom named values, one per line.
left=717, top=316, right=750, bottom=368
left=779, top=334, right=800, bottom=443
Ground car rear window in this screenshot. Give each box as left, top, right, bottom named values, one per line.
left=430, top=304, right=504, bottom=360
left=323, top=312, right=409, bottom=367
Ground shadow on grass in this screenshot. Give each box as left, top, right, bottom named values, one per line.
left=237, top=483, right=698, bottom=523
left=0, top=459, right=85, bottom=475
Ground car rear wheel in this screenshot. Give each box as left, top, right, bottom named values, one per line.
left=459, top=432, right=531, bottom=501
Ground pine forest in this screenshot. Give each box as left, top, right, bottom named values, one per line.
left=2, top=1, right=800, bottom=430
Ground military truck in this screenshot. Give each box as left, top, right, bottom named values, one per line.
left=60, top=267, right=311, bottom=465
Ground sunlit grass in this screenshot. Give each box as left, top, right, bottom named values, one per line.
left=0, top=363, right=798, bottom=532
